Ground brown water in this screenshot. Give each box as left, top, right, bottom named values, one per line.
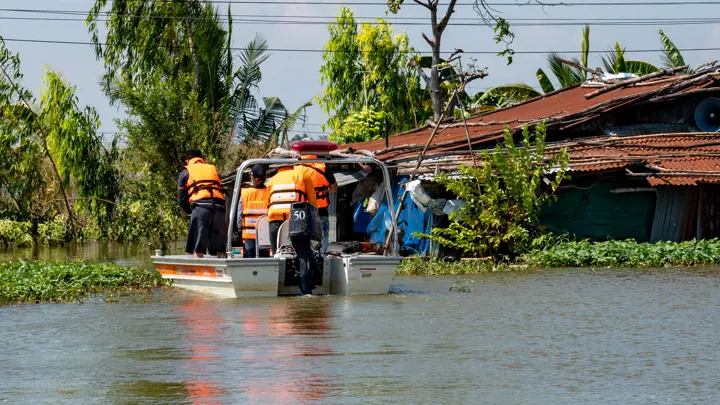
left=1, top=245, right=719, bottom=404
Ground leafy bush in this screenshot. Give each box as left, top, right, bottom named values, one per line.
left=417, top=123, right=569, bottom=259
left=0, top=260, right=169, bottom=305
left=0, top=220, right=34, bottom=247
left=528, top=238, right=720, bottom=268
left=36, top=215, right=68, bottom=245
left=330, top=106, right=387, bottom=144
left=108, top=166, right=187, bottom=249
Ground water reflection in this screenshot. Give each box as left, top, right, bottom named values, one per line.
left=177, top=298, right=226, bottom=405
left=0, top=240, right=186, bottom=269
left=241, top=299, right=337, bottom=405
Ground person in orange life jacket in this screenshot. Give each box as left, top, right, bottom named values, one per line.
left=177, top=150, right=227, bottom=258
left=236, top=164, right=270, bottom=258
left=266, top=164, right=317, bottom=295
left=297, top=155, right=338, bottom=253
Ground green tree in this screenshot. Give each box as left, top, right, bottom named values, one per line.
left=319, top=8, right=427, bottom=134
left=386, top=0, right=494, bottom=122
left=89, top=2, right=309, bottom=182
left=330, top=106, right=387, bottom=144
left=418, top=123, right=569, bottom=259
left=0, top=39, right=119, bottom=234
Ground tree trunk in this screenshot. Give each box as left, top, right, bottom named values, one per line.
left=429, top=8, right=442, bottom=121
left=186, top=22, right=200, bottom=92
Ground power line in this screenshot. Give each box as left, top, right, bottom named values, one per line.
left=4, top=8, right=720, bottom=20
left=24, top=0, right=720, bottom=5
left=3, top=37, right=720, bottom=55
left=4, top=14, right=720, bottom=26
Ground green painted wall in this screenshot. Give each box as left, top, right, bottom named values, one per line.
left=540, top=179, right=656, bottom=242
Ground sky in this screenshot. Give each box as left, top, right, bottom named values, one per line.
left=2, top=0, right=720, bottom=139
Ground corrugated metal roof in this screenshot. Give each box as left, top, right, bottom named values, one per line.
left=561, top=134, right=720, bottom=186
left=347, top=68, right=720, bottom=164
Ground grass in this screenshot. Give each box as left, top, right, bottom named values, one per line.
left=398, top=238, right=720, bottom=275
left=0, top=260, right=170, bottom=305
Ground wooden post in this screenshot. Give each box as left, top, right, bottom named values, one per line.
left=382, top=88, right=460, bottom=254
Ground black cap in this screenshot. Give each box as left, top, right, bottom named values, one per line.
left=251, top=164, right=266, bottom=179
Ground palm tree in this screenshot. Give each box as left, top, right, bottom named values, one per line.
left=227, top=35, right=311, bottom=145
left=472, top=28, right=688, bottom=112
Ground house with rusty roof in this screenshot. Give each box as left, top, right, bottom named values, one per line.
left=345, top=64, right=720, bottom=248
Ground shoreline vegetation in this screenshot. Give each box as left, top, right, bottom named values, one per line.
left=398, top=239, right=720, bottom=275
left=3, top=238, right=720, bottom=305
left=0, top=260, right=169, bottom=306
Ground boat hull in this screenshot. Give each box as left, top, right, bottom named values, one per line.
left=152, top=255, right=401, bottom=298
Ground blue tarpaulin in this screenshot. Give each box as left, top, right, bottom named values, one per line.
left=364, top=177, right=432, bottom=256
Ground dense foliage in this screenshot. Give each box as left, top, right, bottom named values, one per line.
left=529, top=238, right=720, bottom=268
left=0, top=260, right=168, bottom=305
left=330, top=106, right=387, bottom=145
left=418, top=123, right=569, bottom=259
left=0, top=38, right=119, bottom=237
left=320, top=8, right=427, bottom=135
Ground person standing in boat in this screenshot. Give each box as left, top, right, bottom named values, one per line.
left=177, top=150, right=227, bottom=258
left=236, top=164, right=270, bottom=258
left=266, top=164, right=317, bottom=295
left=297, top=155, right=338, bottom=253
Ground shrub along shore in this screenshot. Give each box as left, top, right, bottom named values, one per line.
left=0, top=260, right=169, bottom=306
left=399, top=239, right=720, bottom=276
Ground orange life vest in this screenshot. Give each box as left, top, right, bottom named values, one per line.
left=240, top=186, right=269, bottom=240
left=267, top=166, right=312, bottom=222
left=299, top=155, right=331, bottom=209
left=185, top=157, right=224, bottom=202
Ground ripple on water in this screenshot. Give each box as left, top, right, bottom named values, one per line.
left=0, top=268, right=719, bottom=404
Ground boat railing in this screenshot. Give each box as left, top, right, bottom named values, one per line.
left=226, top=155, right=399, bottom=257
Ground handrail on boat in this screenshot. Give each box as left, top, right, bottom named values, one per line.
left=226, top=157, right=399, bottom=257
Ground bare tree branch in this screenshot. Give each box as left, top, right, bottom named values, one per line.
left=411, top=0, right=433, bottom=9
left=421, top=32, right=435, bottom=48
left=437, top=0, right=458, bottom=34
left=410, top=59, right=431, bottom=86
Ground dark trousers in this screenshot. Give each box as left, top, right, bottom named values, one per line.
left=185, top=205, right=227, bottom=255
left=243, top=239, right=270, bottom=258
left=269, top=220, right=282, bottom=254
left=290, top=234, right=314, bottom=295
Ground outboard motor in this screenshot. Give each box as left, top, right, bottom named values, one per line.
left=289, top=202, right=322, bottom=245
left=288, top=202, right=324, bottom=289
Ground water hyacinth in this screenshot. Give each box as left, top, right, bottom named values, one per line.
left=0, top=260, right=169, bottom=305
left=528, top=239, right=720, bottom=268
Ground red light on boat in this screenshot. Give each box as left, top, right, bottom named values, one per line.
left=289, top=140, right=339, bottom=154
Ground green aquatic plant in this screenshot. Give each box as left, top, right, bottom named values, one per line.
left=397, top=257, right=509, bottom=276
left=0, top=260, right=169, bottom=305
left=527, top=238, right=720, bottom=268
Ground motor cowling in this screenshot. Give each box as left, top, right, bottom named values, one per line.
left=289, top=202, right=322, bottom=242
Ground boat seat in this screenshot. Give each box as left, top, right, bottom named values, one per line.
left=255, top=215, right=271, bottom=257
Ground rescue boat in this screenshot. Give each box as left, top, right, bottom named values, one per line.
left=151, top=140, right=402, bottom=298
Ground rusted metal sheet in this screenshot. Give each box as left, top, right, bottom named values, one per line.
left=650, top=187, right=699, bottom=242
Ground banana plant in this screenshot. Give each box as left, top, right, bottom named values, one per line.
left=601, top=42, right=660, bottom=75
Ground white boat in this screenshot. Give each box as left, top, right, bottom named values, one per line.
left=151, top=141, right=402, bottom=298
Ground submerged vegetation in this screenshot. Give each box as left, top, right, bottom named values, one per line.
left=0, top=260, right=169, bottom=305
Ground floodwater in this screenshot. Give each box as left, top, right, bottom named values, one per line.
left=1, top=245, right=719, bottom=404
